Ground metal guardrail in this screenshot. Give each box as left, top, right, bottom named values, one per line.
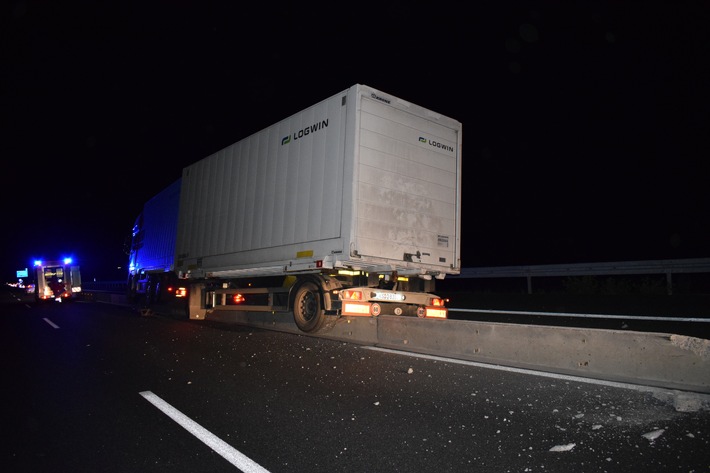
left=449, top=257, right=710, bottom=295
left=82, top=280, right=128, bottom=293
left=85, top=258, right=710, bottom=296
left=449, top=307, right=710, bottom=323
left=452, top=257, right=710, bottom=278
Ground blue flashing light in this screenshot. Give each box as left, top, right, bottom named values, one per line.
left=63, top=257, right=73, bottom=265
left=34, top=260, right=42, bottom=267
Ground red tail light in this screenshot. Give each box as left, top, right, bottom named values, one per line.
left=340, top=290, right=363, bottom=301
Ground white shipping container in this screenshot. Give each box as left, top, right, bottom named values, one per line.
left=175, top=84, right=461, bottom=280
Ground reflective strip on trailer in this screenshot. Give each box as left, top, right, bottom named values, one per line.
left=342, top=301, right=372, bottom=316
left=425, top=307, right=447, bottom=319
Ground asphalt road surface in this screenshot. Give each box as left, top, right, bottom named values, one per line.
left=2, top=288, right=709, bottom=472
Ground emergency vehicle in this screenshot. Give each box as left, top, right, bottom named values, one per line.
left=34, top=258, right=82, bottom=302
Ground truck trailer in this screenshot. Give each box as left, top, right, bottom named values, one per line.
left=128, top=84, right=462, bottom=332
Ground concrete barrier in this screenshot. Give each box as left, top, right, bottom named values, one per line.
left=205, top=311, right=710, bottom=394
left=84, top=293, right=710, bottom=394
left=375, top=316, right=710, bottom=394
left=206, top=310, right=379, bottom=343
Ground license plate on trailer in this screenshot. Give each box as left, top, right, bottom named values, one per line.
left=371, top=292, right=405, bottom=301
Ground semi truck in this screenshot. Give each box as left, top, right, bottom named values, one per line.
left=127, top=178, right=184, bottom=313
left=34, top=258, right=82, bottom=302
left=127, top=84, right=462, bottom=332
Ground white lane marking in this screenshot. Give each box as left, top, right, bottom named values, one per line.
left=43, top=318, right=60, bottom=329
left=139, top=391, right=270, bottom=473
left=363, top=346, right=694, bottom=396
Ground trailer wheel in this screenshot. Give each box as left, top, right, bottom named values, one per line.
left=293, top=282, right=328, bottom=333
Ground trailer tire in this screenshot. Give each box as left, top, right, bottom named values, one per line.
left=293, top=281, right=329, bottom=333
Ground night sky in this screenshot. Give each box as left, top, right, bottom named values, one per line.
left=2, top=1, right=709, bottom=282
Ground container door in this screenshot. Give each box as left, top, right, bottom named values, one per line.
left=355, top=94, right=460, bottom=272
